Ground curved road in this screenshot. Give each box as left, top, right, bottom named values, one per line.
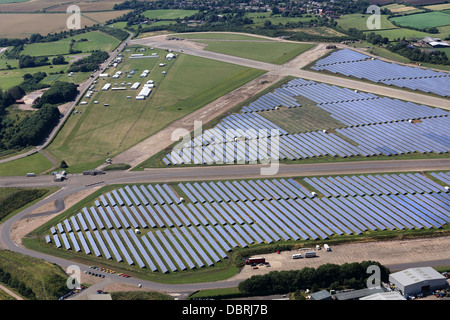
left=1, top=158, right=450, bottom=295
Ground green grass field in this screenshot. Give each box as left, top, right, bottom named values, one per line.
left=261, top=97, right=346, bottom=134
left=336, top=13, right=397, bottom=31
left=199, top=41, right=315, bottom=65
left=142, top=9, right=198, bottom=20
left=390, top=12, right=450, bottom=29
left=21, top=31, right=120, bottom=57
left=0, top=153, right=53, bottom=176
left=363, top=24, right=450, bottom=41
left=174, top=32, right=275, bottom=41
left=46, top=47, right=265, bottom=171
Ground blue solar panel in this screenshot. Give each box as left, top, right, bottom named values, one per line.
left=130, top=205, right=148, bottom=229
left=179, top=226, right=214, bottom=267
left=119, top=188, right=133, bottom=207
left=141, top=234, right=169, bottom=273
left=83, top=207, right=97, bottom=230
left=70, top=216, right=80, bottom=232
left=77, top=232, right=90, bottom=254
left=163, top=229, right=195, bottom=269
left=69, top=232, right=81, bottom=252
left=112, top=189, right=125, bottom=206
left=61, top=233, right=71, bottom=250
left=53, top=235, right=61, bottom=248
left=77, top=212, right=89, bottom=231
left=172, top=228, right=205, bottom=268
left=189, top=226, right=221, bottom=262
left=85, top=231, right=101, bottom=257
left=102, top=230, right=123, bottom=262
left=94, top=230, right=111, bottom=260
left=139, top=185, right=157, bottom=205
left=119, top=229, right=145, bottom=268
left=90, top=206, right=105, bottom=230
left=113, top=206, right=130, bottom=229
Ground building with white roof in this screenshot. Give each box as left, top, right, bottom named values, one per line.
left=389, top=267, right=447, bottom=296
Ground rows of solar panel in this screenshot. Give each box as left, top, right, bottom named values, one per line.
left=47, top=174, right=449, bottom=272
left=312, top=50, right=450, bottom=97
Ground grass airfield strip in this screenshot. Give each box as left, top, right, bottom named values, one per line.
left=45, top=47, right=265, bottom=172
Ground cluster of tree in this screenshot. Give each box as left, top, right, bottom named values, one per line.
left=18, top=55, right=50, bottom=69
left=0, top=267, right=35, bottom=300
left=0, top=86, right=26, bottom=113
left=68, top=50, right=109, bottom=72
left=0, top=188, right=48, bottom=221
left=99, top=27, right=129, bottom=41
left=52, top=55, right=67, bottom=65
left=365, top=32, right=389, bottom=45
left=19, top=72, right=49, bottom=92
left=34, top=81, right=78, bottom=109
left=6, top=103, right=61, bottom=148
left=238, top=261, right=390, bottom=296
left=388, top=41, right=449, bottom=65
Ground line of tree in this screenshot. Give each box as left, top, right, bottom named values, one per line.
left=68, top=50, right=109, bottom=73
left=387, top=41, right=449, bottom=65
left=0, top=188, right=48, bottom=221
left=238, top=261, right=390, bottom=296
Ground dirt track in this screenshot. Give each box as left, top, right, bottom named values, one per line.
left=231, top=235, right=450, bottom=281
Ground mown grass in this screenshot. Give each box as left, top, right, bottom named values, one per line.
left=46, top=47, right=264, bottom=172
left=0, top=152, right=53, bottom=176
left=199, top=41, right=315, bottom=65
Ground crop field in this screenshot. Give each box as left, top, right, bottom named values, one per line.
left=198, top=41, right=315, bottom=65
left=142, top=9, right=199, bottom=20
left=336, top=13, right=397, bottom=31
left=423, top=3, right=450, bottom=11
left=0, top=11, right=130, bottom=38
left=390, top=12, right=450, bottom=29
left=45, top=47, right=264, bottom=172
left=0, top=0, right=127, bottom=12
left=381, top=3, right=423, bottom=14
left=21, top=31, right=121, bottom=56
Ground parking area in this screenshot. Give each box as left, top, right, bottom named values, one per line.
left=232, top=236, right=450, bottom=281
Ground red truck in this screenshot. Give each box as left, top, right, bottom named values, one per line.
left=245, top=257, right=266, bottom=265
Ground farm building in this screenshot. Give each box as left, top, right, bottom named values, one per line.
left=131, top=82, right=140, bottom=90
left=389, top=267, right=448, bottom=296
left=111, top=87, right=127, bottom=91
left=101, top=83, right=111, bottom=91
left=99, top=73, right=109, bottom=78
left=360, top=291, right=406, bottom=300
left=166, top=53, right=175, bottom=59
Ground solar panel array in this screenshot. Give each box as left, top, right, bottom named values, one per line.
left=48, top=174, right=450, bottom=272
left=162, top=77, right=449, bottom=166
left=312, top=49, right=450, bottom=97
